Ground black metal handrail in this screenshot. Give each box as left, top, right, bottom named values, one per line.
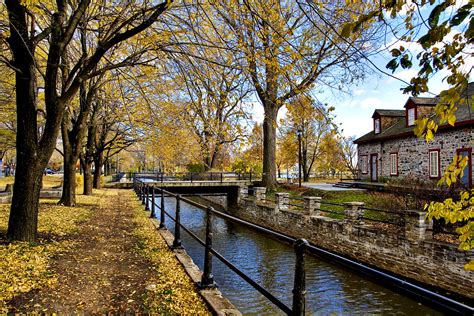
left=135, top=180, right=298, bottom=314
left=132, top=180, right=474, bottom=315
left=133, top=171, right=258, bottom=183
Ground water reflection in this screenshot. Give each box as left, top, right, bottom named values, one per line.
left=155, top=197, right=441, bottom=315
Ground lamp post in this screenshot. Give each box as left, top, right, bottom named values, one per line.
left=297, top=128, right=302, bottom=188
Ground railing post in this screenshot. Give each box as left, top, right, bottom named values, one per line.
left=343, top=202, right=365, bottom=225
left=304, top=196, right=322, bottom=216
left=292, top=238, right=308, bottom=316
left=210, top=172, right=213, bottom=181
left=160, top=189, right=166, bottom=229
left=151, top=186, right=156, bottom=218
left=250, top=171, right=252, bottom=182
left=200, top=207, right=216, bottom=288
left=275, top=192, right=289, bottom=211
left=145, top=185, right=150, bottom=211
left=404, top=210, right=432, bottom=243
left=161, top=173, right=164, bottom=183
left=172, top=194, right=183, bottom=249
left=190, top=172, right=193, bottom=183
left=141, top=183, right=146, bottom=205
left=254, top=187, right=266, bottom=202
left=220, top=172, right=223, bottom=183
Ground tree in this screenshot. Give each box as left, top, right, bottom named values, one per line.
left=279, top=96, right=336, bottom=182
left=176, top=58, right=250, bottom=170
left=338, top=135, right=358, bottom=178
left=2, top=0, right=173, bottom=241
left=212, top=0, right=380, bottom=188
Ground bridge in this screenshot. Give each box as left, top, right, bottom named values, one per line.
left=111, top=172, right=257, bottom=208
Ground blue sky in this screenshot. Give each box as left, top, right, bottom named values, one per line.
left=251, top=0, right=472, bottom=139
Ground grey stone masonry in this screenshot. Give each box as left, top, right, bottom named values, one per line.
left=240, top=187, right=248, bottom=199
left=234, top=196, right=473, bottom=297
left=253, top=187, right=266, bottom=202
left=404, top=210, right=433, bottom=243
left=357, top=127, right=473, bottom=185
left=304, top=196, right=322, bottom=216
left=275, top=193, right=289, bottom=210
left=343, top=202, right=365, bottom=225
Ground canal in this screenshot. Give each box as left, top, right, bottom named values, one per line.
left=156, top=196, right=441, bottom=315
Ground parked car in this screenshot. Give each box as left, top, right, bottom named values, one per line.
left=44, top=168, right=56, bottom=175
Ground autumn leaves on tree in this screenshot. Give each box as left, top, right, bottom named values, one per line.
left=1, top=0, right=472, bottom=263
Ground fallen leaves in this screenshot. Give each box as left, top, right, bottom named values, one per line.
left=0, top=192, right=94, bottom=312
left=130, top=192, right=210, bottom=315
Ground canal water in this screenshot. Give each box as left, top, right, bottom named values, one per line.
left=155, top=196, right=442, bottom=315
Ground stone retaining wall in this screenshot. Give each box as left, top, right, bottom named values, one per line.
left=229, top=191, right=473, bottom=299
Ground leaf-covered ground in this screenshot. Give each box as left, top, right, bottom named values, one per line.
left=0, top=189, right=210, bottom=314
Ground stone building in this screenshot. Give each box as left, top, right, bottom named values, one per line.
left=354, top=83, right=473, bottom=188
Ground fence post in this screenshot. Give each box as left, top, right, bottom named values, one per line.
left=160, top=189, right=166, bottom=229
left=145, top=185, right=150, bottom=211
left=254, top=187, right=266, bottom=202
left=190, top=172, right=193, bottom=183
left=250, top=171, right=252, bottom=182
left=141, top=183, right=146, bottom=205
left=151, top=186, right=156, bottom=218
left=404, top=210, right=432, bottom=243
left=220, top=172, right=223, bottom=183
left=343, top=202, right=365, bottom=225
left=200, top=207, right=216, bottom=288
left=304, top=197, right=322, bottom=216
left=161, top=173, right=164, bottom=183
left=172, top=194, right=183, bottom=249
left=275, top=193, right=289, bottom=211
left=292, top=238, right=308, bottom=316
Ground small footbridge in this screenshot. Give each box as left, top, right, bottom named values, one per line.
left=129, top=172, right=257, bottom=208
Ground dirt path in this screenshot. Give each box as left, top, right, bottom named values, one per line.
left=9, top=190, right=157, bottom=313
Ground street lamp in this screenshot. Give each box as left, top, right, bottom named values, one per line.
left=297, top=128, right=302, bottom=188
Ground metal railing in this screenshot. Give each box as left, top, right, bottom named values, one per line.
left=134, top=180, right=474, bottom=315
left=133, top=171, right=258, bottom=183
left=134, top=180, right=304, bottom=315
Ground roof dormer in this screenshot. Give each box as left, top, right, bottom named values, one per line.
left=371, top=109, right=405, bottom=134
left=403, top=97, right=437, bottom=127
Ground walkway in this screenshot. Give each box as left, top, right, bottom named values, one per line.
left=7, top=189, right=209, bottom=314
left=303, top=183, right=365, bottom=191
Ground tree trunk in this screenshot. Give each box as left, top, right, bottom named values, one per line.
left=8, top=159, right=43, bottom=241
left=59, top=154, right=77, bottom=206
left=262, top=106, right=278, bottom=189
left=82, top=159, right=93, bottom=195
left=93, top=152, right=103, bottom=189
left=6, top=0, right=48, bottom=241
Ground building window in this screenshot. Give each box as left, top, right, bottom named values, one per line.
left=374, top=119, right=381, bottom=134
left=407, top=107, right=415, bottom=126
left=361, top=155, right=368, bottom=174
left=390, top=153, right=398, bottom=176
left=429, top=149, right=440, bottom=178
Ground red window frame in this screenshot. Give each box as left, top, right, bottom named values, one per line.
left=390, top=152, right=398, bottom=176
left=429, top=149, right=440, bottom=179
left=360, top=155, right=368, bottom=174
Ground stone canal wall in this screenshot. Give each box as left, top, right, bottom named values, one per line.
left=224, top=191, right=473, bottom=299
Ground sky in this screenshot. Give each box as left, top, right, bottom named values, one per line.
left=251, top=0, right=473, bottom=139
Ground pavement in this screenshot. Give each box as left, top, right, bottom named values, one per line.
left=302, top=183, right=365, bottom=191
